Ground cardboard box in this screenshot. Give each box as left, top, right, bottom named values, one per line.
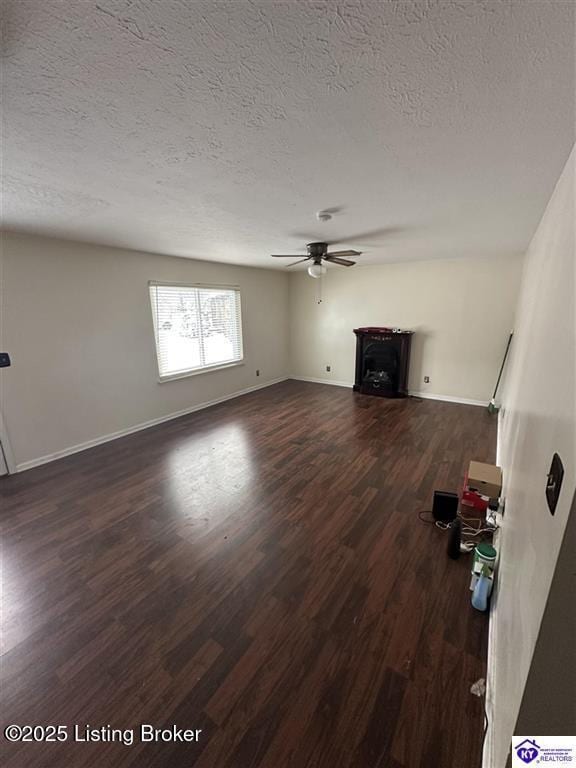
left=466, top=461, right=502, bottom=499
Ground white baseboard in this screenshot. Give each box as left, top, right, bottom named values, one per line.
left=408, top=391, right=489, bottom=407
left=16, top=377, right=487, bottom=472
left=289, top=375, right=353, bottom=388
left=289, top=377, right=488, bottom=407
left=15, top=376, right=289, bottom=473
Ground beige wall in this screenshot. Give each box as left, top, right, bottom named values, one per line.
left=289, top=256, right=523, bottom=403
left=0, top=235, right=524, bottom=472
left=486, top=147, right=575, bottom=768
left=0, top=232, right=289, bottom=469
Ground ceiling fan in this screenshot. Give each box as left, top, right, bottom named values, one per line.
left=271, top=241, right=361, bottom=278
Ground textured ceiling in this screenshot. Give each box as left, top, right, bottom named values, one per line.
left=2, top=0, right=575, bottom=268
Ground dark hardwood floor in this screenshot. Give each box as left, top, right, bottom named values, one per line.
left=0, top=380, right=496, bottom=768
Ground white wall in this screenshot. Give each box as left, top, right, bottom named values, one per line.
left=289, top=256, right=523, bottom=404
left=486, top=147, right=575, bottom=767
left=0, top=232, right=289, bottom=469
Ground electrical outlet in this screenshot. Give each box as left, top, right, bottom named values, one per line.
left=326, top=365, right=331, bottom=372
left=424, top=376, right=430, bottom=383
left=256, top=369, right=260, bottom=377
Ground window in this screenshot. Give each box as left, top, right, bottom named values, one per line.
left=149, top=283, right=243, bottom=380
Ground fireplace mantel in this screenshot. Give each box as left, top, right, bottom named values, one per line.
left=353, top=327, right=414, bottom=337
left=353, top=327, right=413, bottom=398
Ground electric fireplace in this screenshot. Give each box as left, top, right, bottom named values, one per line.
left=353, top=327, right=413, bottom=398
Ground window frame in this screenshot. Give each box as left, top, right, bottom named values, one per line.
left=148, top=280, right=244, bottom=383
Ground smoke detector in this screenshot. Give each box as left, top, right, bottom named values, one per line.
left=316, top=210, right=332, bottom=222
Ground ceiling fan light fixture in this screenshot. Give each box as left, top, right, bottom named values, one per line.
left=308, top=263, right=326, bottom=279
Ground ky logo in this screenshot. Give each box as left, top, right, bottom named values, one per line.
left=515, top=739, right=540, bottom=764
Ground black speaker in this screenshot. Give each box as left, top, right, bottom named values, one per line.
left=447, top=517, right=461, bottom=559
left=432, top=491, right=459, bottom=523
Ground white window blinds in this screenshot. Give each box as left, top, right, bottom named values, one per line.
left=149, top=283, right=243, bottom=379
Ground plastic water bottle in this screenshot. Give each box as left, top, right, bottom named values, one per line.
left=471, top=573, right=491, bottom=611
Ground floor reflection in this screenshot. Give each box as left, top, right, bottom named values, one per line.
left=163, top=421, right=256, bottom=519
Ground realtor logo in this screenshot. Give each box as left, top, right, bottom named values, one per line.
left=513, top=735, right=576, bottom=765
left=515, top=739, right=540, bottom=764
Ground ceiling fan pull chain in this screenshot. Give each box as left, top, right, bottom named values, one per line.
left=317, top=274, right=323, bottom=304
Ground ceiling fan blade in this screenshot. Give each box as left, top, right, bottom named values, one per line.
left=329, top=227, right=405, bottom=246
left=324, top=256, right=356, bottom=266
left=271, top=254, right=306, bottom=258
left=326, top=250, right=361, bottom=259
left=290, top=226, right=405, bottom=248
left=286, top=257, right=311, bottom=267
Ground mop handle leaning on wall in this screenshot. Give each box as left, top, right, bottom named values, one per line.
left=488, top=332, right=513, bottom=414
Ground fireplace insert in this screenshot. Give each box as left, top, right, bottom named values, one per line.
left=353, top=327, right=413, bottom=398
